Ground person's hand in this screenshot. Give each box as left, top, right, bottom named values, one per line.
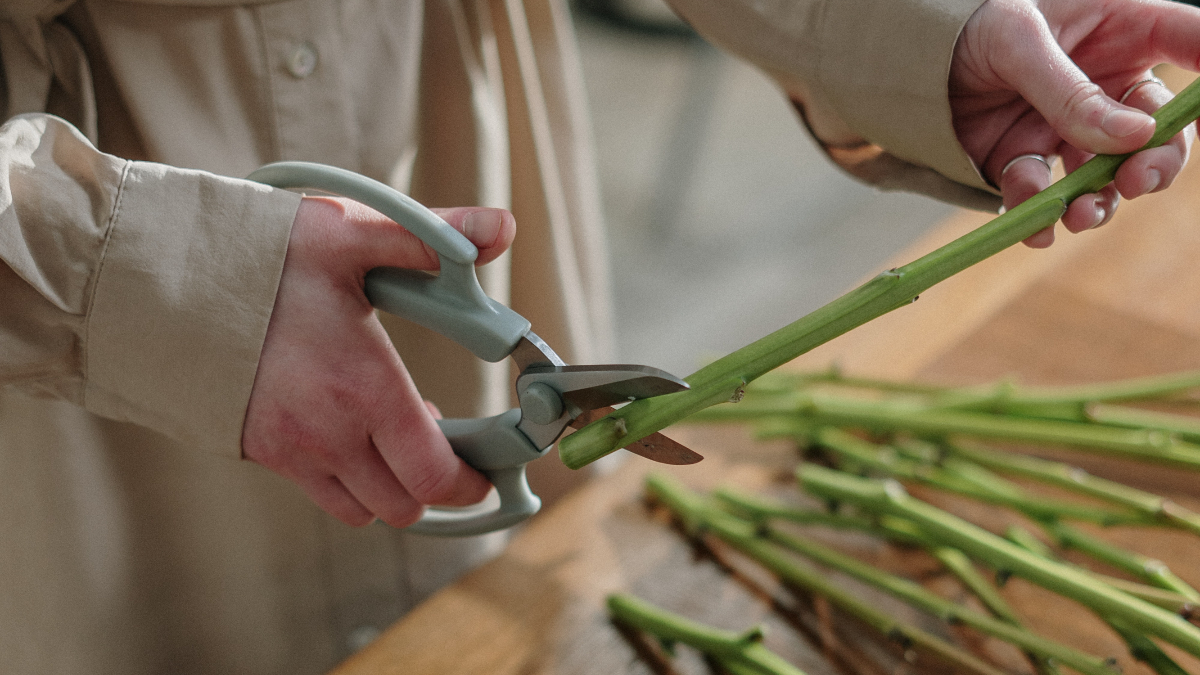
left=950, top=0, right=1199, bottom=247
left=241, top=196, right=516, bottom=527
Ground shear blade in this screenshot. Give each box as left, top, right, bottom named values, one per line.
left=567, top=405, right=704, bottom=465
left=623, top=431, right=704, bottom=465
left=520, top=363, right=688, bottom=413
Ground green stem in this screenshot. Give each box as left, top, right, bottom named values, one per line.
left=980, top=370, right=1200, bottom=407
left=1004, top=525, right=1056, bottom=559
left=931, top=547, right=1067, bottom=675
left=713, top=487, right=931, bottom=546
left=796, top=465, right=1200, bottom=658
left=647, top=475, right=1012, bottom=675
left=1004, top=526, right=1193, bottom=675
left=762, top=368, right=1200, bottom=411
left=931, top=547, right=1022, bottom=625
left=606, top=592, right=807, bottom=675
left=1087, top=403, right=1200, bottom=442
left=752, top=369, right=948, bottom=396
left=946, top=443, right=1200, bottom=536
left=703, top=391, right=1200, bottom=471
left=1005, top=525, right=1198, bottom=616
left=1105, top=617, right=1191, bottom=675
left=1040, top=521, right=1200, bottom=602
left=811, top=427, right=1145, bottom=525
left=559, top=79, right=1200, bottom=469
left=933, top=370, right=1200, bottom=417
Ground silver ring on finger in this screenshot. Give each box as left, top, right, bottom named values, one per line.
left=1119, top=75, right=1166, bottom=105
left=1001, top=153, right=1052, bottom=180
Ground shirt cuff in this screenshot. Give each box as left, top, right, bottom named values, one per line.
left=84, top=161, right=301, bottom=458
left=817, top=0, right=990, bottom=193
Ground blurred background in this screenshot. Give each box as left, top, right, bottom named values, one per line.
left=571, top=0, right=960, bottom=377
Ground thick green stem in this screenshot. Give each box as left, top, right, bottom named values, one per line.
left=796, top=465, right=1200, bottom=658
left=606, top=592, right=807, bottom=675
left=559, top=79, right=1200, bottom=469
left=647, top=475, right=1010, bottom=675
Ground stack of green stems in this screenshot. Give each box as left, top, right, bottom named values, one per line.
left=717, top=487, right=1197, bottom=617
left=795, top=465, right=1200, bottom=659
left=795, top=427, right=1200, bottom=600
left=647, top=474, right=1114, bottom=675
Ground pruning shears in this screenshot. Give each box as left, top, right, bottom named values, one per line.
left=247, top=162, right=701, bottom=536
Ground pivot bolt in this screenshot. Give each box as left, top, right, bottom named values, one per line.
left=519, top=382, right=564, bottom=425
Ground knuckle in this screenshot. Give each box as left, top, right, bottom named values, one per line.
left=1059, top=81, right=1106, bottom=126
left=407, top=463, right=461, bottom=506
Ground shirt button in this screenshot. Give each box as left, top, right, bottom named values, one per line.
left=287, top=42, right=318, bottom=79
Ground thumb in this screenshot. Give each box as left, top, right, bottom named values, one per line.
left=993, top=14, right=1155, bottom=155
left=429, top=206, right=516, bottom=267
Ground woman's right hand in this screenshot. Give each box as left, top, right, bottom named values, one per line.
left=241, top=196, right=515, bottom=527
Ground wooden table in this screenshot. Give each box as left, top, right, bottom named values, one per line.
left=333, top=68, right=1200, bottom=675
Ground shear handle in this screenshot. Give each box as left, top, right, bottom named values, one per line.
left=246, top=161, right=529, bottom=363
left=407, top=410, right=549, bottom=536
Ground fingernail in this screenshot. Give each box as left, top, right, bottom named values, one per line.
left=1142, top=168, right=1162, bottom=195
left=1101, top=109, right=1153, bottom=140
left=462, top=210, right=502, bottom=248
left=1092, top=204, right=1106, bottom=229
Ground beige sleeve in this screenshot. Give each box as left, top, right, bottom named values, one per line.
left=665, top=0, right=1003, bottom=212
left=0, top=114, right=300, bottom=457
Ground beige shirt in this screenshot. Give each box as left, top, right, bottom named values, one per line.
left=0, top=0, right=986, bottom=673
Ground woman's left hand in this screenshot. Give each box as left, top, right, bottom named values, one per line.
left=950, top=0, right=1200, bottom=247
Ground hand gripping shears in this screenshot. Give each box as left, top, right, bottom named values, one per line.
left=247, top=162, right=700, bottom=537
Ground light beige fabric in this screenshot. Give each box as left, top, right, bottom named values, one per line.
left=0, top=0, right=993, bottom=673
left=665, top=0, right=1001, bottom=211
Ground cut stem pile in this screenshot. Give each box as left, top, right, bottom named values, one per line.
left=612, top=369, right=1200, bottom=675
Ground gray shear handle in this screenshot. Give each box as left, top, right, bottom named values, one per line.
left=246, top=161, right=529, bottom=362
left=406, top=411, right=547, bottom=537
left=247, top=162, right=543, bottom=536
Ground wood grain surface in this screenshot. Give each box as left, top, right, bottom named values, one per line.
left=330, top=67, right=1200, bottom=675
